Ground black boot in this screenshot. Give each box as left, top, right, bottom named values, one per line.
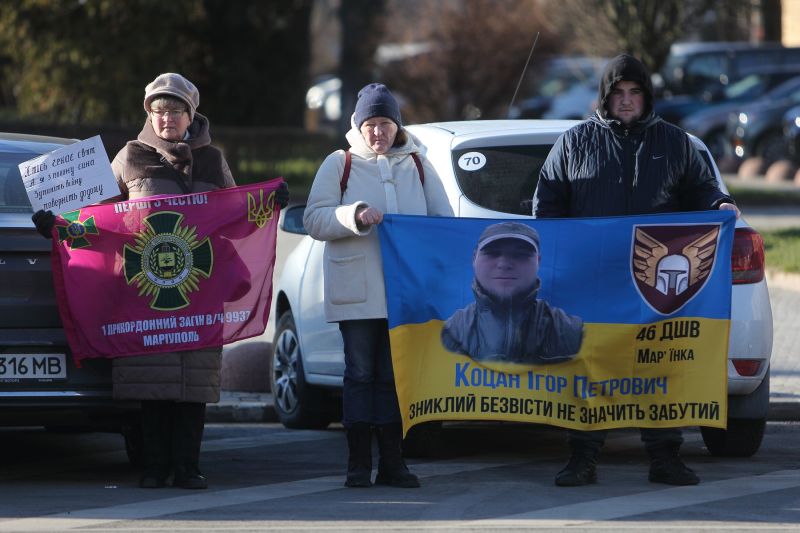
left=139, top=400, right=171, bottom=488
left=555, top=448, right=598, bottom=487
left=171, top=402, right=208, bottom=490
left=344, top=423, right=373, bottom=488
left=375, top=423, right=420, bottom=488
left=648, top=444, right=699, bottom=485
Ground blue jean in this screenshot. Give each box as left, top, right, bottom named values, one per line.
left=338, top=319, right=401, bottom=427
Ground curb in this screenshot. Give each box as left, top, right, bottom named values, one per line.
left=768, top=401, right=800, bottom=422
left=206, top=394, right=277, bottom=423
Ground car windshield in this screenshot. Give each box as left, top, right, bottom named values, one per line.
left=660, top=55, right=684, bottom=86
left=724, top=74, right=768, bottom=99
left=451, top=144, right=552, bottom=215
left=532, top=58, right=606, bottom=98
left=0, top=151, right=34, bottom=213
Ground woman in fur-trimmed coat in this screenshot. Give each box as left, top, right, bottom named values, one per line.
left=110, top=73, right=234, bottom=491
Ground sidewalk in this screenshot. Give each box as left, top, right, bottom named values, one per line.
left=207, top=390, right=276, bottom=423
left=763, top=274, right=800, bottom=421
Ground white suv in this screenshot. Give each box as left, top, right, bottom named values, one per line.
left=271, top=120, right=773, bottom=457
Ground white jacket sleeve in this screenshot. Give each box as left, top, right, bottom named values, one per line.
left=303, top=150, right=370, bottom=242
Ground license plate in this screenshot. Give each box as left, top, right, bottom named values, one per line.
left=0, top=354, right=67, bottom=381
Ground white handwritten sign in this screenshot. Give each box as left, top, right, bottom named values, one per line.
left=18, top=135, right=119, bottom=214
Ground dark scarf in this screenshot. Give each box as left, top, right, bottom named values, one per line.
left=136, top=113, right=213, bottom=179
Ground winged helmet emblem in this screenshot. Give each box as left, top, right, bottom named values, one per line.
left=633, top=227, right=719, bottom=296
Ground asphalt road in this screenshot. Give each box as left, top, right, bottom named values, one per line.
left=1, top=422, right=798, bottom=531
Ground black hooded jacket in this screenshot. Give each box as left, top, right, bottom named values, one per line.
left=532, top=54, right=733, bottom=218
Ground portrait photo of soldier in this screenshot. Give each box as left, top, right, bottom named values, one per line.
left=440, top=221, right=583, bottom=364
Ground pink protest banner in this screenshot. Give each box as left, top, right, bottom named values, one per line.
left=50, top=179, right=283, bottom=362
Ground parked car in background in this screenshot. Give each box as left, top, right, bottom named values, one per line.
left=304, top=75, right=342, bottom=134
left=729, top=76, right=800, bottom=164
left=681, top=72, right=800, bottom=161
left=541, top=80, right=597, bottom=120
left=783, top=104, right=800, bottom=161
left=272, top=120, right=773, bottom=458
left=0, top=133, right=142, bottom=465
left=509, top=56, right=607, bottom=119
left=658, top=67, right=800, bottom=124
left=654, top=41, right=800, bottom=99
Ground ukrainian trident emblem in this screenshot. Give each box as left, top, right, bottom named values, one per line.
left=247, top=188, right=275, bottom=228
left=123, top=211, right=213, bottom=311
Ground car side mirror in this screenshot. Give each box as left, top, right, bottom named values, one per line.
left=280, top=204, right=307, bottom=235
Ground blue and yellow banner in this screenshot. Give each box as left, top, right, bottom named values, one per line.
left=378, top=211, right=735, bottom=432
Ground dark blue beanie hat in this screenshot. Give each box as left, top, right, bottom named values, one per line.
left=354, top=83, right=402, bottom=128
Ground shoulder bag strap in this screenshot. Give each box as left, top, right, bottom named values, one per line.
left=340, top=150, right=352, bottom=200
left=339, top=150, right=424, bottom=201
left=411, top=153, right=425, bottom=186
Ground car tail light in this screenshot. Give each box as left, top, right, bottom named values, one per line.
left=731, top=227, right=765, bottom=284
left=732, top=137, right=745, bottom=158
left=732, top=359, right=761, bottom=376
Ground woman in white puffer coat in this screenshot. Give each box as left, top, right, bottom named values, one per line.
left=304, top=83, right=453, bottom=489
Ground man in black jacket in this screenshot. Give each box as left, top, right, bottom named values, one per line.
left=533, top=54, right=739, bottom=488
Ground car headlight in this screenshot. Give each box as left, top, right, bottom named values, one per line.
left=306, top=87, right=325, bottom=109
left=738, top=112, right=748, bottom=125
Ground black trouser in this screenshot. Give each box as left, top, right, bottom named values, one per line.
left=568, top=427, right=683, bottom=458
left=141, top=400, right=206, bottom=477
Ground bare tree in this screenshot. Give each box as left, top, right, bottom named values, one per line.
left=697, top=2, right=755, bottom=42
left=380, top=0, right=561, bottom=122
left=760, top=0, right=782, bottom=42
left=329, top=0, right=769, bottom=126
left=549, top=0, right=759, bottom=74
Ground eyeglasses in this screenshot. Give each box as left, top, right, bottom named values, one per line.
left=150, top=109, right=186, bottom=119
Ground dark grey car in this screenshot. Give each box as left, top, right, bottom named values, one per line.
left=0, top=132, right=141, bottom=464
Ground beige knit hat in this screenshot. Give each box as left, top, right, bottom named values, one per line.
left=143, top=73, right=199, bottom=120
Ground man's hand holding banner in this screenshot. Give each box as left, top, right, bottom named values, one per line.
left=378, top=211, right=735, bottom=433
left=51, top=179, right=284, bottom=361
